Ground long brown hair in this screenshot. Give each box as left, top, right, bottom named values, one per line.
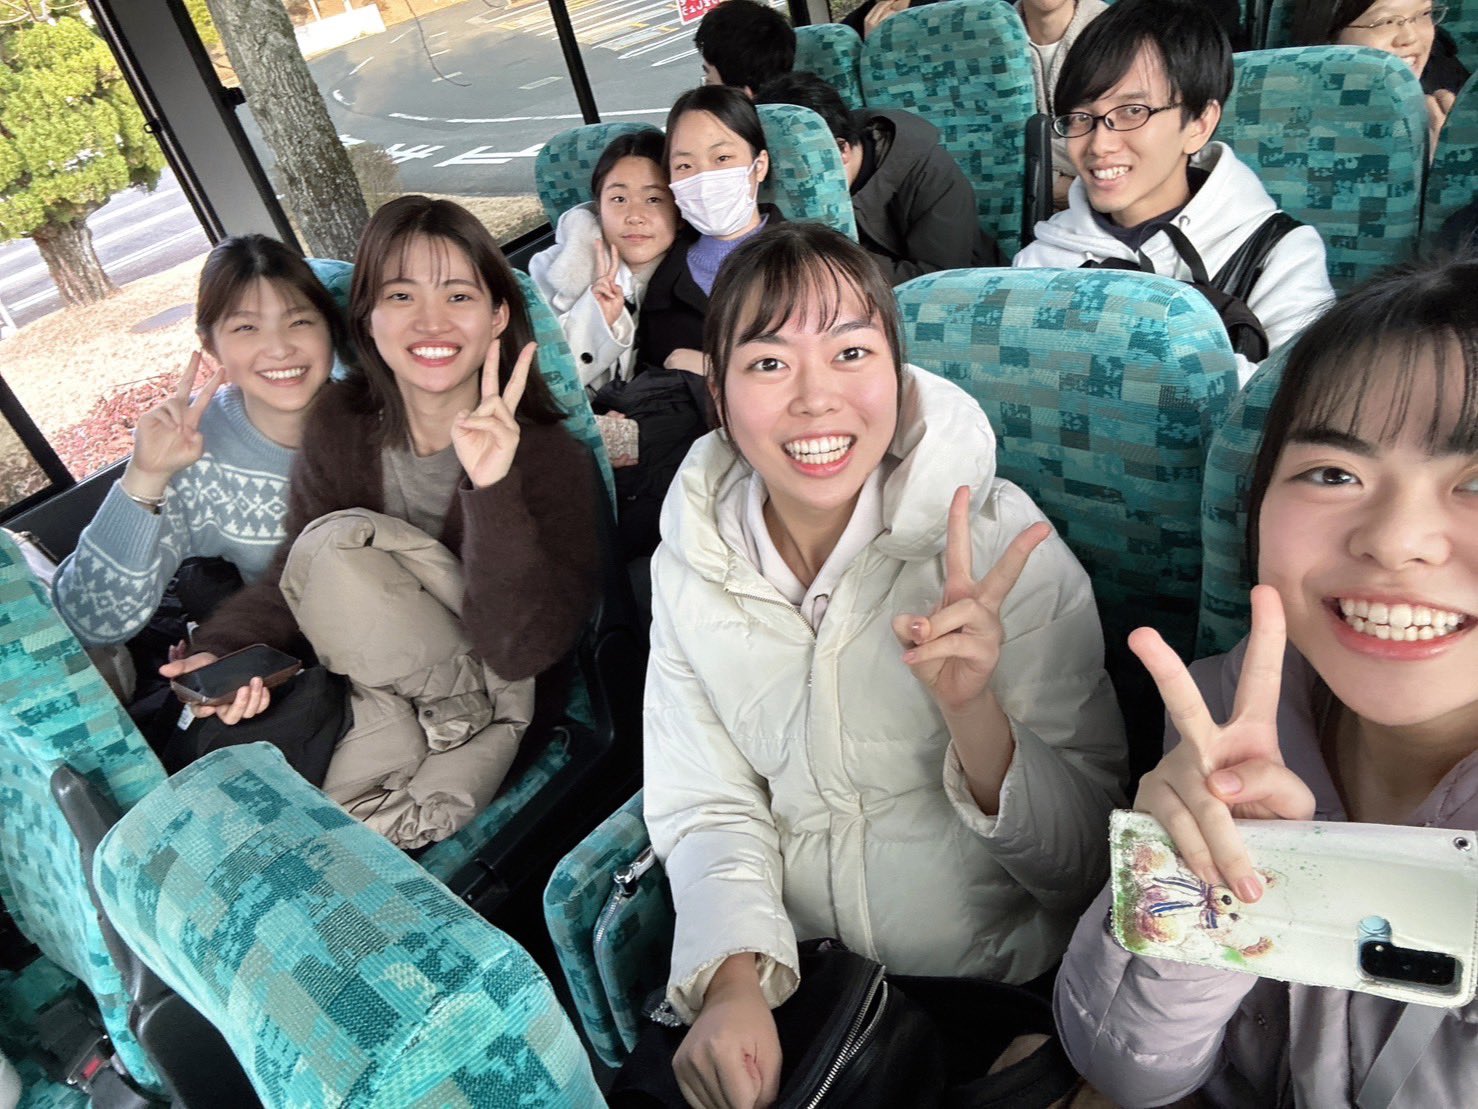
left=348, top=195, right=563, bottom=446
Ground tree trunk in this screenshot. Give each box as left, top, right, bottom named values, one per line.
left=205, top=0, right=370, bottom=259
left=31, top=219, right=118, bottom=307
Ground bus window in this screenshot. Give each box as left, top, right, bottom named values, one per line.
left=0, top=8, right=212, bottom=517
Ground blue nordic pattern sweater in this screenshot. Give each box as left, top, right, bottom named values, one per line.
left=53, top=386, right=296, bottom=647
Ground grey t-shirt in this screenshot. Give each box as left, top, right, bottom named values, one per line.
left=382, top=442, right=463, bottom=538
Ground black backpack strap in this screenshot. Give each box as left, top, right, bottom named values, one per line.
left=1211, top=211, right=1303, bottom=302
left=1159, top=223, right=1212, bottom=286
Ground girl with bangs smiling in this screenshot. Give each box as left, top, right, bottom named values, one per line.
left=1056, top=257, right=1478, bottom=1106
left=643, top=223, right=1125, bottom=1108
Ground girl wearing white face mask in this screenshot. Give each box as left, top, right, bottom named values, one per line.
left=608, top=85, right=787, bottom=560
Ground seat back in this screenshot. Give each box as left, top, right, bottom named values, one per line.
left=534, top=121, right=663, bottom=229
left=1423, top=72, right=1478, bottom=253
left=795, top=23, right=865, bottom=109
left=861, top=0, right=1036, bottom=256
left=1196, top=349, right=1288, bottom=658
left=1264, top=0, right=1478, bottom=56
left=543, top=790, right=672, bottom=1068
left=0, top=531, right=166, bottom=1093
left=94, top=743, right=603, bottom=1108
left=1219, top=46, right=1428, bottom=293
left=894, top=268, right=1240, bottom=774
left=756, top=103, right=858, bottom=238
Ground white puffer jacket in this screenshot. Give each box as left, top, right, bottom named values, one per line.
left=1013, top=142, right=1335, bottom=386
left=527, top=203, right=647, bottom=392
left=644, top=366, right=1127, bottom=1023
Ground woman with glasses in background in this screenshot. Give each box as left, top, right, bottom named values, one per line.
left=1294, top=0, right=1469, bottom=151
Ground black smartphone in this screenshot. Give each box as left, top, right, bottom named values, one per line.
left=170, top=644, right=302, bottom=707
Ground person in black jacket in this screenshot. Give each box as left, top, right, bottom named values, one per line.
left=755, top=71, right=1003, bottom=283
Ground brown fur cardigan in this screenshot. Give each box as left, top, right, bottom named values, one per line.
left=193, top=377, right=599, bottom=682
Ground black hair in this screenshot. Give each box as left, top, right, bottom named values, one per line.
left=1054, top=0, right=1234, bottom=124
left=705, top=222, right=903, bottom=436
left=1291, top=0, right=1383, bottom=44
left=664, top=84, right=770, bottom=169
left=693, top=0, right=795, bottom=91
left=348, top=195, right=564, bottom=447
left=590, top=129, right=668, bottom=199
left=1247, top=257, right=1478, bottom=569
left=196, top=234, right=346, bottom=361
left=753, top=71, right=863, bottom=146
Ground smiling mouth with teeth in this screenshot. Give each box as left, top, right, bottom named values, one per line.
left=411, top=345, right=460, bottom=360
left=1092, top=166, right=1128, bottom=180
left=783, top=435, right=855, bottom=466
left=260, top=367, right=308, bottom=381
left=1335, top=598, right=1471, bottom=642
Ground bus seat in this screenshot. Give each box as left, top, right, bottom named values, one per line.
left=93, top=743, right=602, bottom=1108
left=0, top=956, right=88, bottom=1108
left=1264, top=0, right=1477, bottom=53
left=1260, top=0, right=1297, bottom=47
left=1422, top=72, right=1478, bottom=254
left=860, top=0, right=1037, bottom=256
left=794, top=23, right=865, bottom=110
left=534, top=121, right=663, bottom=230
left=1196, top=348, right=1288, bottom=657
left=1219, top=47, right=1427, bottom=294
left=895, top=267, right=1239, bottom=779
left=516, top=269, right=617, bottom=505
left=0, top=531, right=254, bottom=1104
left=756, top=103, right=858, bottom=239
left=543, top=791, right=673, bottom=1068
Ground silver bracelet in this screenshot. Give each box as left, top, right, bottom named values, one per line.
left=123, top=489, right=166, bottom=514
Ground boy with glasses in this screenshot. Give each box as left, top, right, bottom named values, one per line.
left=1013, top=0, right=1334, bottom=384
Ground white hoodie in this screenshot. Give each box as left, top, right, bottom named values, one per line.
left=527, top=204, right=653, bottom=392
left=644, top=366, right=1127, bottom=1021
left=1014, top=142, right=1335, bottom=386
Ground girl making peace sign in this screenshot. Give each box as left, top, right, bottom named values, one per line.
left=1056, top=257, right=1478, bottom=1107
left=179, top=197, right=599, bottom=846
left=55, top=235, right=340, bottom=652
left=643, top=223, right=1126, bottom=1108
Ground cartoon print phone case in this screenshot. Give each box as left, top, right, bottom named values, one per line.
left=1110, top=810, right=1478, bottom=1006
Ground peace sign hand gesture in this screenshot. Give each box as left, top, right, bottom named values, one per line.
left=894, top=486, right=1051, bottom=715
left=1130, top=585, right=1315, bottom=904
left=123, top=352, right=225, bottom=499
left=453, top=339, right=535, bottom=488
left=591, top=238, right=626, bottom=328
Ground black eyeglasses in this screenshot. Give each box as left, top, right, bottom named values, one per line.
left=1051, top=103, right=1184, bottom=138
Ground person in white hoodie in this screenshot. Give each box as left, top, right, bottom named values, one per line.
left=644, top=223, right=1126, bottom=1108
left=529, top=130, right=679, bottom=398
left=1013, top=0, right=1334, bottom=386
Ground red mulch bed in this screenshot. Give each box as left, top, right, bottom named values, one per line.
left=51, top=372, right=176, bottom=477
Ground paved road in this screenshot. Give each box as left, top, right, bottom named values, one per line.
left=0, top=169, right=210, bottom=332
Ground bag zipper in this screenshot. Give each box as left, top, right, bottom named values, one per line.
left=593, top=846, right=657, bottom=948
left=802, top=971, right=889, bottom=1108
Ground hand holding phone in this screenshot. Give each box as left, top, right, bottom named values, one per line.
left=1129, top=585, right=1315, bottom=903
left=162, top=644, right=300, bottom=725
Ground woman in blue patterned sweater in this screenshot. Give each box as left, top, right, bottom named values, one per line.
left=54, top=235, right=343, bottom=649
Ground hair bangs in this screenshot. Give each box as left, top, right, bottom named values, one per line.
left=734, top=251, right=883, bottom=350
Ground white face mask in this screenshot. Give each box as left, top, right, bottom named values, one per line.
left=670, top=161, right=761, bottom=238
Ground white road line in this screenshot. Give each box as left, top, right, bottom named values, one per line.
left=333, top=88, right=350, bottom=104
left=519, top=75, right=563, bottom=89
left=390, top=112, right=435, bottom=120
left=650, top=46, right=699, bottom=66
left=8, top=228, right=206, bottom=310
left=429, top=49, right=451, bottom=57
left=431, top=72, right=464, bottom=83
left=428, top=30, right=447, bottom=38
left=390, top=28, right=414, bottom=42
left=349, top=56, right=374, bottom=75
left=438, top=105, right=668, bottom=124
left=620, top=34, right=689, bottom=59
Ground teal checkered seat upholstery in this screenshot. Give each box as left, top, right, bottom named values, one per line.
left=0, top=531, right=167, bottom=1094
left=1196, top=349, right=1289, bottom=658
left=861, top=0, right=1036, bottom=256
left=894, top=267, right=1240, bottom=772
left=544, top=791, right=672, bottom=1068
left=1220, top=47, right=1428, bottom=293
left=756, top=102, right=858, bottom=238
left=1424, top=73, right=1478, bottom=252
left=94, top=743, right=602, bottom=1108
left=795, top=23, right=864, bottom=109
left=535, top=121, right=662, bottom=228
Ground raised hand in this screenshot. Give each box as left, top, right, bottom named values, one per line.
left=123, top=352, right=225, bottom=500
left=894, top=486, right=1050, bottom=715
left=864, top=0, right=909, bottom=38
left=1426, top=90, right=1456, bottom=163
left=1130, top=585, right=1315, bottom=903
left=452, top=339, right=534, bottom=488
left=591, top=238, right=626, bottom=328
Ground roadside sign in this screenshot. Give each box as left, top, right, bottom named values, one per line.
left=677, top=0, right=722, bottom=24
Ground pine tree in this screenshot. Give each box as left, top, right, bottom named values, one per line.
left=0, top=13, right=164, bottom=306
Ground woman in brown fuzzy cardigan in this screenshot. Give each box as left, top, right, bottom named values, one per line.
left=164, top=196, right=598, bottom=845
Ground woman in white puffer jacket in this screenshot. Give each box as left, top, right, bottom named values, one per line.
left=644, top=223, right=1127, bottom=1108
